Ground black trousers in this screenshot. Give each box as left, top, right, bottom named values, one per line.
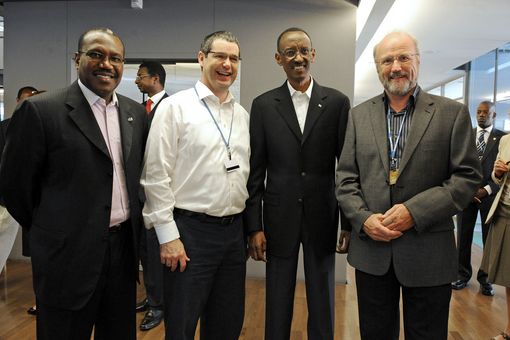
left=36, top=223, right=136, bottom=340
left=457, top=200, right=492, bottom=283
left=355, top=263, right=451, bottom=340
left=140, top=227, right=164, bottom=309
left=265, top=220, right=335, bottom=340
left=163, top=211, right=246, bottom=340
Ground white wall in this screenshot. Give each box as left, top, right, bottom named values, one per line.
left=4, top=0, right=356, bottom=282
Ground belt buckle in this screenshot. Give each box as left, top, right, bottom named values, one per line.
left=220, top=216, right=234, bottom=224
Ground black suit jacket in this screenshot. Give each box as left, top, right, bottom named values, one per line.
left=143, top=92, right=169, bottom=125
left=478, top=127, right=506, bottom=195
left=0, top=81, right=148, bottom=310
left=244, top=81, right=351, bottom=257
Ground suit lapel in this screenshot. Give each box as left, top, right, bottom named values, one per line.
left=66, top=82, right=110, bottom=158
left=118, top=96, right=134, bottom=163
left=482, top=129, right=500, bottom=161
left=398, top=92, right=435, bottom=174
left=369, top=95, right=390, bottom=174
left=302, top=83, right=325, bottom=145
left=274, top=83, right=302, bottom=142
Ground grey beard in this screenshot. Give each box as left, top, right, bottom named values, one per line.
left=384, top=78, right=415, bottom=96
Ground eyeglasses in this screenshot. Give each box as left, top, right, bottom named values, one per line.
left=135, top=74, right=152, bottom=81
left=207, top=51, right=241, bottom=64
left=78, top=50, right=125, bottom=65
left=279, top=47, right=311, bottom=59
left=377, top=53, right=419, bottom=67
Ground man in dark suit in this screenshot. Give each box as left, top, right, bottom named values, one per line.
left=134, top=60, right=168, bottom=330
left=0, top=28, right=147, bottom=340
left=336, top=31, right=481, bottom=339
left=452, top=101, right=505, bottom=296
left=244, top=27, right=351, bottom=340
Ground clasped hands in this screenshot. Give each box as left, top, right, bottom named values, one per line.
left=363, top=204, right=414, bottom=242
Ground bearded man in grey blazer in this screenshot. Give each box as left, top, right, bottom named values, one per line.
left=336, top=31, right=481, bottom=340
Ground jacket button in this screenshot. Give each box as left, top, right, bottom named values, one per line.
left=298, top=198, right=303, bottom=203
left=301, top=172, right=306, bottom=177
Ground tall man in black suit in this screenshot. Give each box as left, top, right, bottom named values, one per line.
left=244, top=27, right=351, bottom=340
left=0, top=28, right=147, bottom=340
left=134, top=60, right=168, bottom=330
left=452, top=101, right=505, bottom=296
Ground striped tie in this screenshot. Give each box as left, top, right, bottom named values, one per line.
left=477, top=130, right=486, bottom=159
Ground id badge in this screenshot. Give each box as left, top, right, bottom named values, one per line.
left=224, top=158, right=240, bottom=173
left=389, top=169, right=399, bottom=185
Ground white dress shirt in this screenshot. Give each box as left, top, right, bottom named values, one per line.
left=287, top=77, right=314, bottom=132
left=141, top=81, right=250, bottom=244
left=147, top=90, right=166, bottom=111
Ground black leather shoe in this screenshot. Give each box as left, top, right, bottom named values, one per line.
left=140, top=308, right=164, bottom=331
left=451, top=280, right=468, bottom=290
left=27, top=306, right=37, bottom=315
left=136, top=298, right=148, bottom=313
left=480, top=282, right=495, bottom=296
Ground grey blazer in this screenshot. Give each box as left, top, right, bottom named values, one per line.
left=336, top=90, right=482, bottom=287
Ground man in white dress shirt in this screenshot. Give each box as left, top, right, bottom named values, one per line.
left=141, top=31, right=250, bottom=340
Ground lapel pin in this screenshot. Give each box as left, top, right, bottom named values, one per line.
left=318, top=104, right=322, bottom=108
left=128, top=117, right=134, bottom=122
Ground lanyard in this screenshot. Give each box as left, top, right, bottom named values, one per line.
left=387, top=107, right=408, bottom=163
left=194, top=86, right=234, bottom=160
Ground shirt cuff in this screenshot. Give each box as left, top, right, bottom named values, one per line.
left=154, top=221, right=180, bottom=244
left=484, top=185, right=492, bottom=196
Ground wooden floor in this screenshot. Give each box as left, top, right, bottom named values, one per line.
left=0, top=244, right=505, bottom=340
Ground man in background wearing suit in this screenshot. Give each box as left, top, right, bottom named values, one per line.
left=336, top=31, right=481, bottom=340
left=134, top=60, right=168, bottom=331
left=0, top=28, right=147, bottom=340
left=244, top=27, right=351, bottom=340
left=452, top=101, right=505, bottom=296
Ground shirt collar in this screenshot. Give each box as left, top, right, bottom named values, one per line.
left=383, top=85, right=420, bottom=113
left=287, top=77, right=314, bottom=98
left=195, top=80, right=235, bottom=104
left=149, top=90, right=166, bottom=105
left=477, top=124, right=493, bottom=134
left=78, top=79, right=119, bottom=107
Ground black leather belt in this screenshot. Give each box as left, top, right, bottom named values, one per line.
left=109, top=223, right=123, bottom=233
left=174, top=208, right=240, bottom=225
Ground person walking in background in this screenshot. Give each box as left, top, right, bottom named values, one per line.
left=134, top=60, right=168, bottom=331
left=453, top=101, right=505, bottom=296
left=481, top=134, right=510, bottom=340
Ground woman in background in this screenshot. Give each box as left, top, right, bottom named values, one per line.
left=482, top=134, right=510, bottom=340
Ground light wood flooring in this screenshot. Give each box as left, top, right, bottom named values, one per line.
left=0, top=244, right=505, bottom=339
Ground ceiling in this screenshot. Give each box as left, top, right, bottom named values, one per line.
left=354, top=0, right=510, bottom=105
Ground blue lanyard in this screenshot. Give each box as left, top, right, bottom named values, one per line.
left=194, top=86, right=234, bottom=160
left=387, top=107, right=408, bottom=161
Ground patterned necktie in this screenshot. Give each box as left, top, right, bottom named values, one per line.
left=145, top=98, right=153, bottom=114
left=477, top=129, right=486, bottom=159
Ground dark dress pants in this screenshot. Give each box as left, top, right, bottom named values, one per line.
left=163, top=212, right=246, bottom=340
left=36, top=223, right=136, bottom=340
left=265, top=220, right=335, bottom=340
left=140, top=227, right=164, bottom=309
left=457, top=199, right=492, bottom=283
left=355, top=263, right=452, bottom=340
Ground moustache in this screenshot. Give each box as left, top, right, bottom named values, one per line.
left=389, top=71, right=408, bottom=79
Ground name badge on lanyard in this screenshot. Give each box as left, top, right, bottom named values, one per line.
left=387, top=108, right=408, bottom=185
left=195, top=87, right=240, bottom=173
